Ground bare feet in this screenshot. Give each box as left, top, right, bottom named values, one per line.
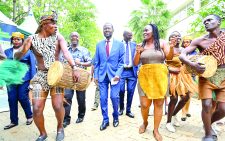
left=153, top=130, right=162, bottom=141
left=139, top=122, right=148, bottom=134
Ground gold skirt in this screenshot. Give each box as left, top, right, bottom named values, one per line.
left=138, top=64, right=168, bottom=99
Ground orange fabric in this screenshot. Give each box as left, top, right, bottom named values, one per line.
left=167, top=56, right=198, bottom=96
left=199, top=77, right=225, bottom=102
left=166, top=55, right=182, bottom=68
left=201, top=31, right=225, bottom=66
left=138, top=64, right=168, bottom=99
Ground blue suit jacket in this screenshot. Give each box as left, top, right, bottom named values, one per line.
left=126, top=41, right=138, bottom=78
left=5, top=48, right=37, bottom=81
left=94, top=39, right=125, bottom=82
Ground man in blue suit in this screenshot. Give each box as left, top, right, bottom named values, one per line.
left=119, top=30, right=138, bottom=118
left=94, top=23, right=125, bottom=131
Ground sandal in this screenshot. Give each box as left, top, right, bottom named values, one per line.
left=153, top=130, right=162, bottom=141
left=139, top=122, right=148, bottom=134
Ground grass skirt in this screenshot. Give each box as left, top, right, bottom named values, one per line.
left=0, top=59, right=28, bottom=86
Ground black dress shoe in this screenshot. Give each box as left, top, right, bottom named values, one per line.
left=113, top=120, right=119, bottom=127
left=119, top=109, right=124, bottom=115
left=100, top=122, right=109, bottom=131
left=76, top=117, right=84, bottom=123
left=126, top=112, right=135, bottom=118
left=35, top=135, right=47, bottom=141
left=4, top=123, right=18, bottom=130
left=63, top=121, right=70, bottom=128
left=56, top=129, right=64, bottom=141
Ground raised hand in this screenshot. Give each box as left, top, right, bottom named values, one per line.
left=136, top=43, right=144, bottom=53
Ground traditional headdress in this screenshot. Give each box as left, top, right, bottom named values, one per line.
left=39, top=10, right=58, bottom=25
left=182, top=36, right=192, bottom=41
left=12, top=32, right=24, bottom=39
left=35, top=10, right=58, bottom=33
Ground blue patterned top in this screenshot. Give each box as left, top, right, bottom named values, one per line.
left=61, top=45, right=91, bottom=69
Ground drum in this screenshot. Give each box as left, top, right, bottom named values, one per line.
left=184, top=55, right=217, bottom=78
left=47, top=61, right=91, bottom=91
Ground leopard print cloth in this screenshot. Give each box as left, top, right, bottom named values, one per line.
left=30, top=70, right=50, bottom=91
left=201, top=32, right=225, bottom=66
left=30, top=34, right=57, bottom=91
left=31, top=34, right=57, bottom=69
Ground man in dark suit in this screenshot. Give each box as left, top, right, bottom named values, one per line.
left=94, top=23, right=125, bottom=131
left=119, top=30, right=138, bottom=118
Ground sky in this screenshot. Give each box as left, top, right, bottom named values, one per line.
left=92, top=0, right=141, bottom=40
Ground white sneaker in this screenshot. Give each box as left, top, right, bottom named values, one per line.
left=211, top=122, right=220, bottom=133
left=172, top=115, right=180, bottom=127
left=166, top=123, right=176, bottom=133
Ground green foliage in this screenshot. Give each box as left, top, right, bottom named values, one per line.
left=0, top=0, right=101, bottom=55
left=0, top=1, right=12, bottom=18
left=0, top=0, right=29, bottom=24
left=189, top=0, right=225, bottom=37
left=128, top=0, right=171, bottom=43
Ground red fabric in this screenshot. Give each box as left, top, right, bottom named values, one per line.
left=106, top=40, right=109, bottom=57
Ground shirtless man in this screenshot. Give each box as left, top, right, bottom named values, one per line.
left=14, top=12, right=80, bottom=141
left=180, top=14, right=225, bottom=141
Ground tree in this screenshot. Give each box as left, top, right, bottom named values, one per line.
left=0, top=0, right=29, bottom=24
left=0, top=0, right=101, bottom=55
left=128, top=0, right=171, bottom=43
left=189, top=0, right=225, bottom=37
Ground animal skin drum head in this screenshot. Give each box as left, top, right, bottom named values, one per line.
left=47, top=61, right=64, bottom=86
left=185, top=55, right=217, bottom=78
left=47, top=61, right=91, bottom=90
left=198, top=55, right=217, bottom=78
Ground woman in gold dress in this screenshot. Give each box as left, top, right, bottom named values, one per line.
left=134, top=23, right=174, bottom=141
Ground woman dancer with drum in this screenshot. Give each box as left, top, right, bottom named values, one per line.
left=134, top=23, right=174, bottom=141
left=165, top=32, right=198, bottom=133
left=14, top=12, right=80, bottom=141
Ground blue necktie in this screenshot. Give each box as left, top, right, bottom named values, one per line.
left=125, top=42, right=129, bottom=65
